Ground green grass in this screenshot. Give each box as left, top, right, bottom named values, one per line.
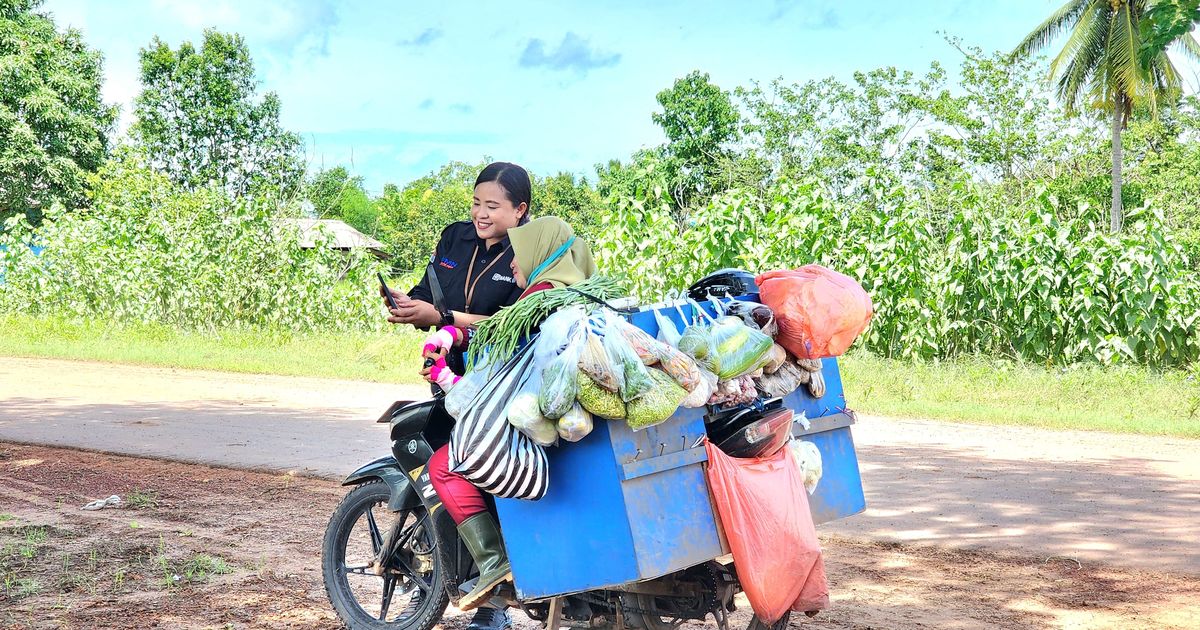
left=840, top=353, right=1200, bottom=439
left=3, top=315, right=1198, bottom=438
left=0, top=314, right=425, bottom=384
left=125, top=490, right=159, bottom=510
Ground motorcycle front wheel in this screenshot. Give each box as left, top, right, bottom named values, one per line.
left=322, top=480, right=449, bottom=630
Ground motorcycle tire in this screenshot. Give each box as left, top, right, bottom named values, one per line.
left=322, top=480, right=449, bottom=630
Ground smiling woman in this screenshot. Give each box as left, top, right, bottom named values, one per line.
left=380, top=161, right=531, bottom=376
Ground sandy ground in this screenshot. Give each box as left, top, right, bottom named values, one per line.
left=2, top=443, right=1198, bottom=630
left=2, top=357, right=1198, bottom=576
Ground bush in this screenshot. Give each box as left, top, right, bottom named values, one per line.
left=598, top=179, right=1200, bottom=367
left=0, top=151, right=386, bottom=332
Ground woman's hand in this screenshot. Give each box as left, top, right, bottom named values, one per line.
left=422, top=326, right=462, bottom=356
left=388, top=299, right=441, bottom=327
left=420, top=351, right=460, bottom=390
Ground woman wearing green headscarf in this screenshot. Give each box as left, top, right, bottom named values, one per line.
left=420, top=216, right=596, bottom=612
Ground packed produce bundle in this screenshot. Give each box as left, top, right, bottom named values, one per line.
left=755, top=361, right=810, bottom=398
left=626, top=368, right=688, bottom=429
left=557, top=402, right=594, bottom=442
left=756, top=265, right=873, bottom=359
left=576, top=368, right=626, bottom=420
left=677, top=302, right=774, bottom=381
left=507, top=391, right=559, bottom=447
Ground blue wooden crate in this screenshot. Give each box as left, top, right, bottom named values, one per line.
left=495, top=299, right=865, bottom=599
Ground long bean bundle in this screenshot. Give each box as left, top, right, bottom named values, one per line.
left=466, top=275, right=626, bottom=369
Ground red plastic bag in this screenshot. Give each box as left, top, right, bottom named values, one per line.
left=756, top=265, right=873, bottom=359
left=704, top=441, right=829, bottom=623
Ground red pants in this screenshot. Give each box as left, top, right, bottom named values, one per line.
left=429, top=444, right=488, bottom=525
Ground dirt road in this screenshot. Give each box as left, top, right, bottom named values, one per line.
left=3, top=443, right=1197, bottom=630
left=2, top=356, right=1199, bottom=578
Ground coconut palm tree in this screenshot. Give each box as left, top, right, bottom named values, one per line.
left=1013, top=0, right=1200, bottom=232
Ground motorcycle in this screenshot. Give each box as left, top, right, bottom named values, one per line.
left=321, top=392, right=792, bottom=630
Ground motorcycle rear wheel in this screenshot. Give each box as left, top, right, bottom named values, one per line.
left=322, top=480, right=449, bottom=630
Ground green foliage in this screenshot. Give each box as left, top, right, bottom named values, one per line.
left=304, top=166, right=379, bottom=235
left=0, top=150, right=385, bottom=331
left=652, top=71, right=741, bottom=205
left=599, top=178, right=1199, bottom=367
left=0, top=0, right=117, bottom=224
left=132, top=29, right=303, bottom=197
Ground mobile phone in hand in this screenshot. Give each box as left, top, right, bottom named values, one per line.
left=378, top=272, right=400, bottom=310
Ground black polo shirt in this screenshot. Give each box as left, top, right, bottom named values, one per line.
left=408, top=220, right=524, bottom=323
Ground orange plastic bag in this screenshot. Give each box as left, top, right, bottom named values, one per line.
left=704, top=441, right=829, bottom=623
left=756, top=265, right=873, bottom=359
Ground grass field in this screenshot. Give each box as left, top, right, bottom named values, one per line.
left=3, top=315, right=1198, bottom=438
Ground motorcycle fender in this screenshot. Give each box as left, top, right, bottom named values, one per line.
left=342, top=455, right=421, bottom=512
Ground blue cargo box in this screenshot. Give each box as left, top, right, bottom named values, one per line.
left=495, top=300, right=866, bottom=600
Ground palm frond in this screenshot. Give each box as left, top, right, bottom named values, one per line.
left=1013, top=0, right=1091, bottom=59
left=1051, top=3, right=1107, bottom=111
left=1106, top=2, right=1145, bottom=107
left=1173, top=33, right=1200, bottom=63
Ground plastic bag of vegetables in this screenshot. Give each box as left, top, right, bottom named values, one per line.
left=763, top=344, right=789, bottom=374
left=788, top=439, right=824, bottom=495
left=577, top=369, right=626, bottom=419
left=708, top=374, right=758, bottom=406
left=556, top=402, right=594, bottom=442
left=653, top=308, right=684, bottom=347
left=507, top=391, right=559, bottom=447
left=678, top=300, right=773, bottom=380
left=601, top=311, right=654, bottom=402
left=578, top=325, right=621, bottom=392
left=539, top=328, right=584, bottom=420
left=680, top=365, right=718, bottom=408
left=618, top=320, right=669, bottom=366
left=755, top=361, right=809, bottom=398
left=626, top=368, right=687, bottom=430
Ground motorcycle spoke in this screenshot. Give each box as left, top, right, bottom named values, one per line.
left=365, top=505, right=383, bottom=555
left=379, top=575, right=397, bottom=620
left=391, top=554, right=433, bottom=594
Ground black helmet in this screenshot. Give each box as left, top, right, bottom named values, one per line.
left=687, top=268, right=758, bottom=301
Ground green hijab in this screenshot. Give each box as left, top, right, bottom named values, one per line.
left=509, top=217, right=597, bottom=289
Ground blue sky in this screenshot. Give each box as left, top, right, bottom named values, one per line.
left=39, top=0, right=1157, bottom=193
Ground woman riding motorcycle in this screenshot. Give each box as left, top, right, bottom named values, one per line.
left=419, top=216, right=597, bottom=609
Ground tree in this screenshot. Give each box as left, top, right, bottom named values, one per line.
left=0, top=0, right=117, bottom=224
left=651, top=71, right=741, bottom=206
left=1013, top=0, right=1200, bottom=232
left=303, top=166, right=378, bottom=235
left=132, top=29, right=303, bottom=198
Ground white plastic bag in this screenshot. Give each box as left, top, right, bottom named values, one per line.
left=788, top=439, right=824, bottom=495
left=556, top=402, right=594, bottom=442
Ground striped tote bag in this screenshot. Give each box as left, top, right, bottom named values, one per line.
left=449, top=338, right=550, bottom=500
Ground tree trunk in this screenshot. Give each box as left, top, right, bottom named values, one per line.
left=1110, top=97, right=1124, bottom=233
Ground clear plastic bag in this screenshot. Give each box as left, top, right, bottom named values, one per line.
left=601, top=311, right=653, bottom=402
left=755, top=361, right=808, bottom=398
left=507, top=391, right=559, bottom=447
left=707, top=316, right=775, bottom=380
left=625, top=368, right=686, bottom=430
left=763, top=344, right=789, bottom=374
left=788, top=439, right=824, bottom=495
left=578, top=324, right=621, bottom=392
left=680, top=366, right=718, bottom=408
left=618, top=320, right=668, bottom=366
left=577, top=369, right=626, bottom=419
left=539, top=328, right=584, bottom=420
left=653, top=307, right=683, bottom=347
left=709, top=374, right=758, bottom=406
left=556, top=402, right=594, bottom=442
left=656, top=345, right=703, bottom=392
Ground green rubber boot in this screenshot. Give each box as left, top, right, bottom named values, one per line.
left=457, top=513, right=513, bottom=611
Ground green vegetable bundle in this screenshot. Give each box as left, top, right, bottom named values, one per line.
left=467, top=275, right=626, bottom=369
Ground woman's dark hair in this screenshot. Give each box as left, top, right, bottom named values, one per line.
left=475, top=162, right=532, bottom=224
